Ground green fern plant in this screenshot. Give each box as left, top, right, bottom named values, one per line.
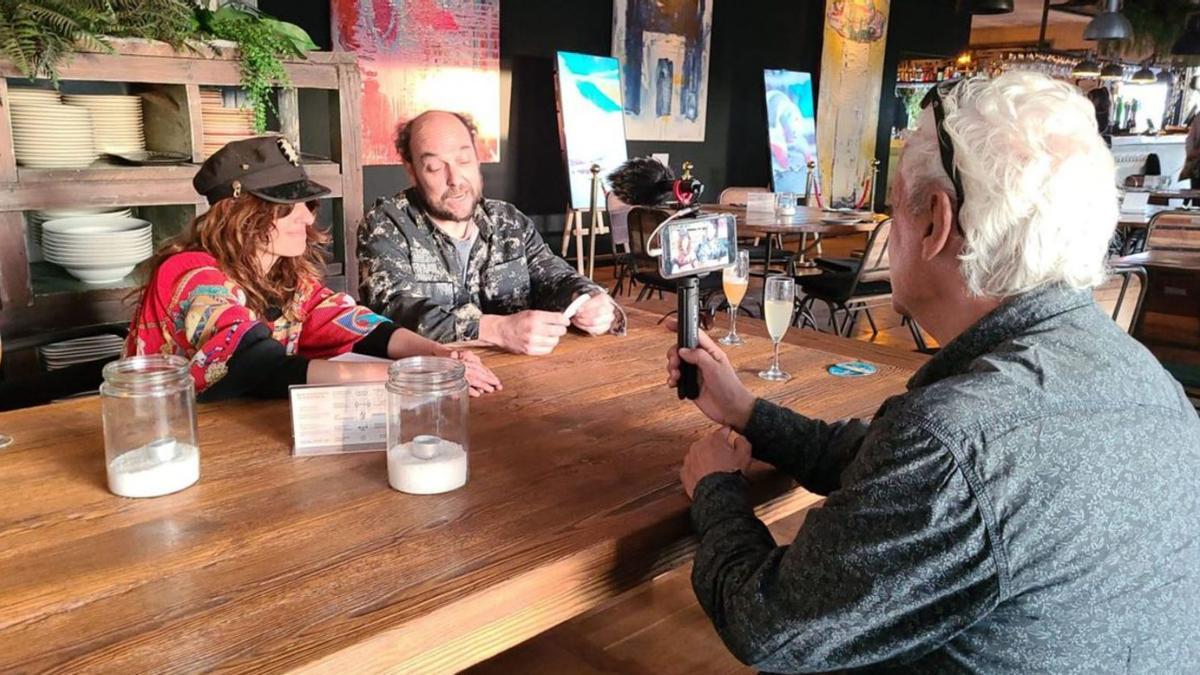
left=0, top=0, right=111, bottom=82
left=197, top=3, right=298, bottom=134
left=101, top=0, right=197, bottom=47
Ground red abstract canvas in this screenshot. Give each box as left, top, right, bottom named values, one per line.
left=331, top=0, right=501, bottom=165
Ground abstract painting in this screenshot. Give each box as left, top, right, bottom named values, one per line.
left=763, top=70, right=818, bottom=194
left=331, top=0, right=500, bottom=166
left=612, top=0, right=712, bottom=142
left=555, top=52, right=628, bottom=210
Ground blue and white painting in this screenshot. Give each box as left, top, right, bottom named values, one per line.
left=556, top=51, right=629, bottom=210
left=764, top=69, right=818, bottom=194
left=613, top=0, right=712, bottom=142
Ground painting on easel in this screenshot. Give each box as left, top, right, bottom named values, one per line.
left=555, top=51, right=628, bottom=210
left=764, top=69, right=818, bottom=194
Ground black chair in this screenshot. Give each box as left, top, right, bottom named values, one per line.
left=606, top=191, right=636, bottom=297
left=794, top=219, right=894, bottom=336
left=627, top=207, right=722, bottom=306
left=1100, top=265, right=1148, bottom=335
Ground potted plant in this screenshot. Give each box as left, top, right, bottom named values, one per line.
left=0, top=0, right=317, bottom=132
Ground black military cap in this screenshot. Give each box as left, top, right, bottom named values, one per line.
left=193, top=135, right=331, bottom=205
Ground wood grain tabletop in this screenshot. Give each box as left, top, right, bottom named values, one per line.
left=0, top=305, right=925, bottom=674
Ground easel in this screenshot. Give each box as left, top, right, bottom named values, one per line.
left=560, top=164, right=609, bottom=280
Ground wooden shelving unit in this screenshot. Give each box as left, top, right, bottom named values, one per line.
left=0, top=39, right=364, bottom=342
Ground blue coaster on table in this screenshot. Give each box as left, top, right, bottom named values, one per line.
left=828, top=361, right=877, bottom=377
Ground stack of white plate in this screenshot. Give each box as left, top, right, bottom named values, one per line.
left=27, top=207, right=134, bottom=246
left=62, top=94, right=145, bottom=154
left=39, top=334, right=125, bottom=371
left=41, top=216, right=153, bottom=284
left=7, top=87, right=61, bottom=106
left=201, top=88, right=255, bottom=158
left=8, top=88, right=98, bottom=169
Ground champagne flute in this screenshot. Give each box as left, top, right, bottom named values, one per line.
left=719, top=250, right=750, bottom=346
left=758, top=275, right=795, bottom=382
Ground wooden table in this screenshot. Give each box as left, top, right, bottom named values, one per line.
left=1113, top=250, right=1200, bottom=385
left=708, top=206, right=878, bottom=270
left=0, top=306, right=925, bottom=673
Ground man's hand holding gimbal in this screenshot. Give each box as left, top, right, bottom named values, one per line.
left=666, top=328, right=755, bottom=432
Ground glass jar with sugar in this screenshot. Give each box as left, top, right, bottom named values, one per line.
left=385, top=356, right=469, bottom=495
left=100, top=355, right=200, bottom=498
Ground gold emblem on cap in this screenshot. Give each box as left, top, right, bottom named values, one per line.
left=232, top=180, right=242, bottom=198
left=277, top=137, right=300, bottom=166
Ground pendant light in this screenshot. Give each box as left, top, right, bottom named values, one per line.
left=1073, top=55, right=1102, bottom=78
left=1085, top=0, right=1132, bottom=41
left=1157, top=69, right=1174, bottom=84
left=1099, top=63, right=1125, bottom=81
left=1130, top=66, right=1157, bottom=84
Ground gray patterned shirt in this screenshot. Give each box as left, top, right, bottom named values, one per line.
left=691, top=284, right=1200, bottom=673
left=357, top=189, right=605, bottom=342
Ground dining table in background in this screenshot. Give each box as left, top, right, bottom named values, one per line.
left=708, top=205, right=880, bottom=272
left=1113, top=250, right=1200, bottom=380
left=0, top=305, right=926, bottom=674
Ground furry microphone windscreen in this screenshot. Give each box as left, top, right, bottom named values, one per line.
left=607, top=157, right=676, bottom=207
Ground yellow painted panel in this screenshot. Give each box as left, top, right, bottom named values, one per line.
left=816, top=0, right=890, bottom=208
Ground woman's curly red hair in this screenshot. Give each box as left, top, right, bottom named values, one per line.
left=132, top=195, right=327, bottom=319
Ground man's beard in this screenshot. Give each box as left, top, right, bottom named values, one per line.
left=425, top=185, right=480, bottom=222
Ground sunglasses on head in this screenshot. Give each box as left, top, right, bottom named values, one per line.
left=920, top=79, right=967, bottom=216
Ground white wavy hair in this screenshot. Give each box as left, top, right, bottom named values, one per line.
left=899, top=71, right=1117, bottom=297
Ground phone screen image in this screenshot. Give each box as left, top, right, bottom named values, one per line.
left=659, top=214, right=738, bottom=279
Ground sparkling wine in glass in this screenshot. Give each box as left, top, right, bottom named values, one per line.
left=719, top=250, right=750, bottom=346
left=758, top=276, right=795, bottom=382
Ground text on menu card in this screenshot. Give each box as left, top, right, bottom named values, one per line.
left=288, top=383, right=388, bottom=456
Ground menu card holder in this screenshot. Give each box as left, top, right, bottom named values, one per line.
left=746, top=192, right=776, bottom=213
left=289, top=382, right=388, bottom=456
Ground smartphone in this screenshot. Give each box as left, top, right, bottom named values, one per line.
left=658, top=213, right=739, bottom=280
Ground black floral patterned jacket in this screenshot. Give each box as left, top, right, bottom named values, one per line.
left=357, top=189, right=609, bottom=342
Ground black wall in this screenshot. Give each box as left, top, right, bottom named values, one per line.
left=873, top=0, right=973, bottom=209
left=259, top=0, right=824, bottom=232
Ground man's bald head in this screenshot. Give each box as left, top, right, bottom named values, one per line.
left=394, top=110, right=479, bottom=165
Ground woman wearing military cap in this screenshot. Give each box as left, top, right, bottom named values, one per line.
left=124, top=136, right=500, bottom=400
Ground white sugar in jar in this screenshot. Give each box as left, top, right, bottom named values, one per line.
left=387, top=435, right=468, bottom=494
left=107, top=438, right=200, bottom=498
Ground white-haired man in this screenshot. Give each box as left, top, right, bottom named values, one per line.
left=667, top=72, right=1200, bottom=672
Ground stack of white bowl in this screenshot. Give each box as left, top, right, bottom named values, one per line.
left=39, top=334, right=126, bottom=371
left=62, top=94, right=145, bottom=154
left=41, top=216, right=153, bottom=284
left=201, top=88, right=255, bottom=158
left=7, top=88, right=99, bottom=169
left=27, top=206, right=134, bottom=246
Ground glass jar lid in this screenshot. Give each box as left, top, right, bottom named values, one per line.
left=386, top=356, right=466, bottom=394
left=102, top=354, right=192, bottom=393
